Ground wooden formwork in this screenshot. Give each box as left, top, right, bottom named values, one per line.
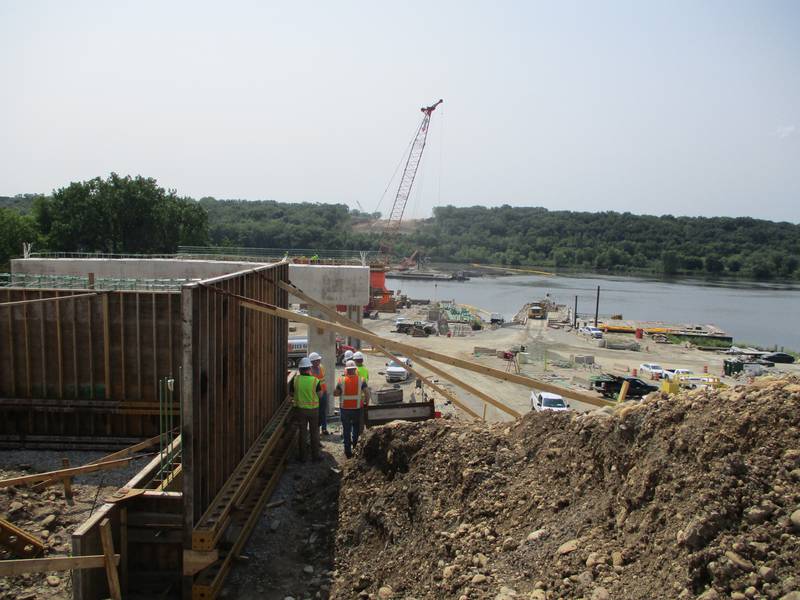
left=180, top=263, right=290, bottom=598
left=0, top=288, right=181, bottom=448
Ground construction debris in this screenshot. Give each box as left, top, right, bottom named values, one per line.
left=331, top=376, right=800, bottom=599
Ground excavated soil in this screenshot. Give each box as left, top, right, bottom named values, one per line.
left=332, top=377, right=800, bottom=600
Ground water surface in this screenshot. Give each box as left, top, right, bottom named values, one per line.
left=387, top=274, right=800, bottom=350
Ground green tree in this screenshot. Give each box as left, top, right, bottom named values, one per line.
left=0, top=208, right=38, bottom=268
left=661, top=250, right=680, bottom=275
left=704, top=255, right=724, bottom=274
left=39, top=174, right=209, bottom=253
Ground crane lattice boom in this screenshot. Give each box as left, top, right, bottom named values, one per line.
left=379, top=99, right=442, bottom=256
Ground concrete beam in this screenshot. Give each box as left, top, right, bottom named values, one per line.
left=287, top=264, right=369, bottom=306
left=11, top=259, right=370, bottom=307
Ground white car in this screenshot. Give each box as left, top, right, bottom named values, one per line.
left=664, top=368, right=692, bottom=380
left=579, top=326, right=604, bottom=339
left=531, top=391, right=570, bottom=412
left=639, top=363, right=667, bottom=378
left=385, top=357, right=413, bottom=383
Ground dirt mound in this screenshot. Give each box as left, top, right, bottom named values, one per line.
left=331, top=377, right=800, bottom=600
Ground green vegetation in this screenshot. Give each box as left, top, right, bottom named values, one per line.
left=2, top=176, right=799, bottom=281
left=403, top=205, right=800, bottom=280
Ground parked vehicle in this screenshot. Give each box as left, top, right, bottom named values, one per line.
left=490, top=313, right=505, bottom=325
left=579, top=326, right=604, bottom=339
left=664, top=368, right=692, bottom=380
left=591, top=374, right=658, bottom=399
left=530, top=391, right=570, bottom=412
left=288, top=337, right=354, bottom=367
left=638, top=363, right=667, bottom=378
left=763, top=352, right=795, bottom=364
left=385, top=357, right=413, bottom=382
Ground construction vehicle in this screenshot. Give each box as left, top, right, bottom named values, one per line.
left=378, top=99, right=443, bottom=262
left=528, top=304, right=546, bottom=320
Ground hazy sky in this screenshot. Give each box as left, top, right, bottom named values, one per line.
left=1, top=1, right=799, bottom=222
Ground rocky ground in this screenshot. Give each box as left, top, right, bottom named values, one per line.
left=0, top=452, right=150, bottom=600
left=221, top=425, right=347, bottom=600
left=331, top=376, right=800, bottom=600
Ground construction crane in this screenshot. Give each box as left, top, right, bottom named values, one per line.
left=379, top=99, right=443, bottom=260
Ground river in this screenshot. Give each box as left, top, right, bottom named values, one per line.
left=386, top=274, right=800, bottom=351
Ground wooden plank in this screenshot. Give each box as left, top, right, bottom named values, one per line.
left=56, top=291, right=63, bottom=399
left=618, top=380, right=631, bottom=403
left=136, top=293, right=142, bottom=401
left=152, top=292, right=157, bottom=403
left=61, top=457, right=74, bottom=501
left=120, top=507, right=128, bottom=594
left=87, top=293, right=95, bottom=400
left=0, top=292, right=97, bottom=307
left=103, top=293, right=111, bottom=400
left=71, top=296, right=79, bottom=399
left=120, top=294, right=126, bottom=401
left=0, top=554, right=119, bottom=576
left=0, top=456, right=135, bottom=488
left=99, top=518, right=122, bottom=600
left=23, top=290, right=31, bottom=397
left=6, top=290, right=15, bottom=396
left=0, top=516, right=45, bottom=557
left=183, top=549, right=219, bottom=576
left=39, top=290, right=46, bottom=397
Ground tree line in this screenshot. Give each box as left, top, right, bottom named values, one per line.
left=2, top=175, right=799, bottom=281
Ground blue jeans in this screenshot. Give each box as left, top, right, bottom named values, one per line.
left=318, top=391, right=329, bottom=431
left=341, top=408, right=362, bottom=457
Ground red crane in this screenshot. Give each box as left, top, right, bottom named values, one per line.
left=379, top=99, right=443, bottom=260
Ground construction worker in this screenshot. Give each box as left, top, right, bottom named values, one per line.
left=352, top=351, right=369, bottom=433
left=288, top=357, right=322, bottom=462
left=342, top=349, right=354, bottom=364
left=333, top=360, right=370, bottom=458
left=353, top=351, right=369, bottom=382
left=308, top=352, right=329, bottom=436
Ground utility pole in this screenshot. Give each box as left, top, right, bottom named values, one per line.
left=594, top=286, right=600, bottom=328
left=573, top=295, right=578, bottom=328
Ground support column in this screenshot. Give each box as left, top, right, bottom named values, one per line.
left=346, top=305, right=363, bottom=349
left=309, top=308, right=337, bottom=417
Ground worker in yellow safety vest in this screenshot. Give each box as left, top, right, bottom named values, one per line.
left=308, top=352, right=329, bottom=436
left=352, top=351, right=369, bottom=382
left=288, top=357, right=322, bottom=461
left=352, top=351, right=369, bottom=433
left=333, top=360, right=370, bottom=458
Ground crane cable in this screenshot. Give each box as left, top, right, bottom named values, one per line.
left=370, top=121, right=423, bottom=232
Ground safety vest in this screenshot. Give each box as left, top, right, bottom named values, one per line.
left=294, top=374, right=319, bottom=409
left=311, top=364, right=327, bottom=392
left=356, top=365, right=369, bottom=382
left=337, top=374, right=364, bottom=409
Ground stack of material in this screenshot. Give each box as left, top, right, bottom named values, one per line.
left=332, top=377, right=800, bottom=599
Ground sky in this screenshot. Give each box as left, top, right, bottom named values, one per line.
left=1, top=1, right=799, bottom=222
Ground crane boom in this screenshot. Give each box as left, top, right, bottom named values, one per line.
left=379, top=99, right=442, bottom=256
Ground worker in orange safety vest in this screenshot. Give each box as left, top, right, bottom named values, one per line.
left=333, top=360, right=370, bottom=458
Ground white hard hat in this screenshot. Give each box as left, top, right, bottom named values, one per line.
left=343, top=350, right=354, bottom=360
left=345, top=360, right=357, bottom=370
left=353, top=351, right=364, bottom=361
left=298, top=357, right=312, bottom=369
left=308, top=352, right=321, bottom=362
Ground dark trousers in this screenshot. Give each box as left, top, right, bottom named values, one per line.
left=295, top=407, right=320, bottom=461
left=341, top=408, right=362, bottom=458
left=318, top=391, right=329, bottom=431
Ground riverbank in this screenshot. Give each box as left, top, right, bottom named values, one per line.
left=386, top=272, right=800, bottom=351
